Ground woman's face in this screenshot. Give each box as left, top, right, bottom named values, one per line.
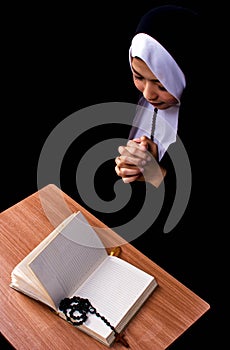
left=131, top=57, right=178, bottom=110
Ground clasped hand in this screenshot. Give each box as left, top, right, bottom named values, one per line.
left=115, top=136, right=166, bottom=188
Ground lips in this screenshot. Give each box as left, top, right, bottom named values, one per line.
left=149, top=101, right=163, bottom=107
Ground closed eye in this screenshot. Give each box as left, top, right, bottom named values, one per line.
left=133, top=74, right=143, bottom=80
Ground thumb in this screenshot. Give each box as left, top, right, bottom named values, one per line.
left=144, top=138, right=158, bottom=158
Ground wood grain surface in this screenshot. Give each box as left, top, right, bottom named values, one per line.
left=0, top=184, right=210, bottom=349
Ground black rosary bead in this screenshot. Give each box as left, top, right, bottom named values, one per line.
left=59, top=296, right=129, bottom=347
left=59, top=296, right=116, bottom=333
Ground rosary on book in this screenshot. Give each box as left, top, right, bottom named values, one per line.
left=59, top=247, right=129, bottom=348
left=59, top=296, right=129, bottom=348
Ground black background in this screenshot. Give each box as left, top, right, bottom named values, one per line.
left=1, top=1, right=224, bottom=349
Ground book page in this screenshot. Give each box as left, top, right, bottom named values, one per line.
left=70, top=256, right=156, bottom=339
left=10, top=213, right=78, bottom=309
left=10, top=265, right=55, bottom=308
left=29, top=212, right=108, bottom=309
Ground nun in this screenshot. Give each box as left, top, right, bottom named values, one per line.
left=113, top=5, right=215, bottom=348
left=115, top=4, right=202, bottom=187
left=114, top=5, right=210, bottom=290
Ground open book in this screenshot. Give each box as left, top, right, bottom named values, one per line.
left=10, top=211, right=158, bottom=347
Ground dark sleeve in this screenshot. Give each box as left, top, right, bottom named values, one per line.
left=157, top=149, right=177, bottom=224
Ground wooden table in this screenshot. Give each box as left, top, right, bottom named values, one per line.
left=0, top=184, right=210, bottom=349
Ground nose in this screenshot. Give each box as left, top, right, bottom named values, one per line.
left=143, top=82, right=158, bottom=101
